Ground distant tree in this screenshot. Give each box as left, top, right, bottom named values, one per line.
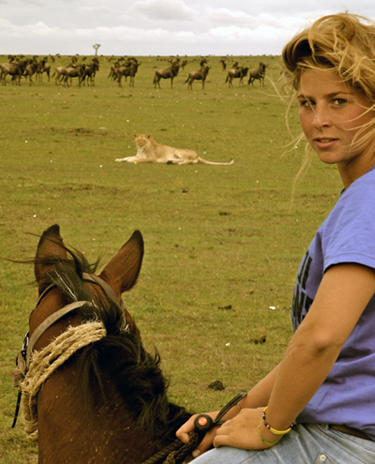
left=93, top=44, right=101, bottom=56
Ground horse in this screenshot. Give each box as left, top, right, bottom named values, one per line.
left=13, top=224, right=196, bottom=463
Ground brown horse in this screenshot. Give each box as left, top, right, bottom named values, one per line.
left=13, top=224, right=194, bottom=463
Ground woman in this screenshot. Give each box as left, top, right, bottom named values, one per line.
left=176, top=13, right=375, bottom=463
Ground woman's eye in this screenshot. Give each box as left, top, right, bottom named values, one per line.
left=333, top=98, right=346, bottom=106
left=300, top=100, right=313, bottom=108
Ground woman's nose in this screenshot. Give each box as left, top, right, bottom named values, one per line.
left=312, top=106, right=330, bottom=128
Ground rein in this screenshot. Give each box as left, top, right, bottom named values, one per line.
left=142, top=392, right=247, bottom=464
left=12, top=266, right=246, bottom=464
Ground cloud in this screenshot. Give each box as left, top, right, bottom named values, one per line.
left=78, top=6, right=114, bottom=15
left=206, top=8, right=256, bottom=26
left=2, top=1, right=375, bottom=56
left=206, top=8, right=306, bottom=30
left=209, top=25, right=286, bottom=43
left=18, top=0, right=46, bottom=5
left=129, top=0, right=197, bottom=21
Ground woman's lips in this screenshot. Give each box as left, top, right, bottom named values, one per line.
left=314, top=137, right=338, bottom=148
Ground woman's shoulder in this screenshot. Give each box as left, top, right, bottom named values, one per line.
left=349, top=166, right=375, bottom=191
left=339, top=167, right=375, bottom=206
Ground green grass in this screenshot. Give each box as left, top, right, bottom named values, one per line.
left=0, top=54, right=342, bottom=462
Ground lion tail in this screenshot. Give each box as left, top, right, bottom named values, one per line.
left=198, top=157, right=234, bottom=166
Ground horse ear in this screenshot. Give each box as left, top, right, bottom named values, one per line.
left=99, top=230, right=144, bottom=296
left=35, top=224, right=67, bottom=291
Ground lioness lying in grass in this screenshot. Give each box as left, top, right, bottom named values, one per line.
left=115, top=132, right=234, bottom=165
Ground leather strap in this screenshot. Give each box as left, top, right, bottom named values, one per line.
left=82, top=273, right=123, bottom=309
left=26, top=301, right=92, bottom=369
left=330, top=424, right=371, bottom=441
left=27, top=274, right=122, bottom=370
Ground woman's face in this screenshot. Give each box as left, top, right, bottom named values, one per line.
left=297, top=69, right=375, bottom=186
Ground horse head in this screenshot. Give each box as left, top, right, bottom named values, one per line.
left=14, top=224, right=191, bottom=464
left=30, top=224, right=143, bottom=359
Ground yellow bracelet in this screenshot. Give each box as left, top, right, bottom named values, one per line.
left=262, top=406, right=294, bottom=436
left=257, top=425, right=282, bottom=446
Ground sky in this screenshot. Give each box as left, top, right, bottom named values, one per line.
left=1, top=0, right=375, bottom=57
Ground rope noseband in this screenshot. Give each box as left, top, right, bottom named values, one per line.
left=12, top=273, right=124, bottom=429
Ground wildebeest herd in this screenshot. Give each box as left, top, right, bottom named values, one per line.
left=0, top=54, right=268, bottom=89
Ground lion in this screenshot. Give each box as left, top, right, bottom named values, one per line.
left=115, top=132, right=234, bottom=165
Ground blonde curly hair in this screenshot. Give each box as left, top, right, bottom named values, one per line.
left=282, top=13, right=375, bottom=186
left=283, top=13, right=375, bottom=98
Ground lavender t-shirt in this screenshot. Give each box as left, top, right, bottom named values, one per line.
left=291, top=166, right=375, bottom=440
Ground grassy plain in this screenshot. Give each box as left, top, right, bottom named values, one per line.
left=0, top=54, right=342, bottom=462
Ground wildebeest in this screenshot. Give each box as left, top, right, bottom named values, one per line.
left=219, top=58, right=227, bottom=71
left=185, top=65, right=210, bottom=90
left=54, top=64, right=85, bottom=87
left=23, top=59, right=38, bottom=86
left=4, top=65, right=20, bottom=84
left=153, top=64, right=180, bottom=89
left=180, top=59, right=188, bottom=70
left=248, top=62, right=268, bottom=86
left=0, top=61, right=26, bottom=85
left=37, top=59, right=51, bottom=82
left=167, top=57, right=180, bottom=66
left=80, top=58, right=99, bottom=86
left=108, top=61, right=122, bottom=81
left=117, top=60, right=140, bottom=87
left=225, top=66, right=249, bottom=87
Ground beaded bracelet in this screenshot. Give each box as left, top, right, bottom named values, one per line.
left=257, top=425, right=282, bottom=446
left=262, top=406, right=295, bottom=436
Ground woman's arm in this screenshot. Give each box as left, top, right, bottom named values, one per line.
left=175, top=348, right=281, bottom=455
left=214, top=263, right=375, bottom=449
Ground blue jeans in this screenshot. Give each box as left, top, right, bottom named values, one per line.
left=192, top=424, right=375, bottom=463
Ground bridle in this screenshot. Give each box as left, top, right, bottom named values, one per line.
left=12, top=272, right=125, bottom=428
left=12, top=270, right=248, bottom=463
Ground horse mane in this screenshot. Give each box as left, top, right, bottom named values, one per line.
left=32, top=244, right=191, bottom=448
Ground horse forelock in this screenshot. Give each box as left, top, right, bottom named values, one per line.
left=35, top=242, right=131, bottom=333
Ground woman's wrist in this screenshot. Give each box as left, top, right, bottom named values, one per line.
left=258, top=419, right=283, bottom=444
left=257, top=406, right=295, bottom=446
left=262, top=406, right=294, bottom=435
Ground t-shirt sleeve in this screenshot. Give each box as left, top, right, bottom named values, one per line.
left=321, top=177, right=375, bottom=272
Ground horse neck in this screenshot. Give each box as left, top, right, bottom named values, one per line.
left=37, top=356, right=158, bottom=464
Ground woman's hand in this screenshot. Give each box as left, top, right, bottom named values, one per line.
left=213, top=408, right=274, bottom=450
left=176, top=412, right=220, bottom=458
